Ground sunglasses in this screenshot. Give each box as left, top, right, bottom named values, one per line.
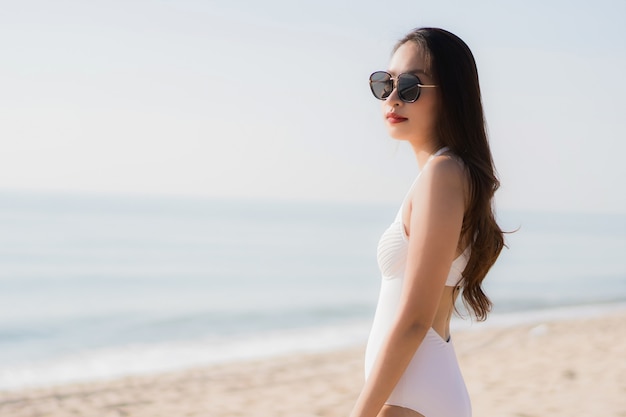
left=369, top=71, right=437, bottom=103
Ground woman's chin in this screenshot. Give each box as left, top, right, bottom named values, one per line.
left=386, top=130, right=410, bottom=141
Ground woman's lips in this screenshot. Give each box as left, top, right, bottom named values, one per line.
left=386, top=113, right=408, bottom=123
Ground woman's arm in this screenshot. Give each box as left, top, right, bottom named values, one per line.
left=350, top=156, right=466, bottom=417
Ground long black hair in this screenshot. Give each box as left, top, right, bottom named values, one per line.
left=395, top=28, right=505, bottom=320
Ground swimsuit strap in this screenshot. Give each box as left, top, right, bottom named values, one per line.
left=428, top=146, right=450, bottom=162
left=417, top=146, right=450, bottom=182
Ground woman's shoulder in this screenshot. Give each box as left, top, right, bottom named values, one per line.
left=421, top=152, right=467, bottom=188
left=413, top=151, right=469, bottom=210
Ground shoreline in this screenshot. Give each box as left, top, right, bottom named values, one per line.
left=3, top=301, right=626, bottom=393
left=2, top=308, right=625, bottom=417
left=2, top=301, right=626, bottom=393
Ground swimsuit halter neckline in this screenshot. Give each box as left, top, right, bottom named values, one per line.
left=425, top=146, right=450, bottom=165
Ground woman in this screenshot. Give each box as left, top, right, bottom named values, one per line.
left=350, top=28, right=505, bottom=417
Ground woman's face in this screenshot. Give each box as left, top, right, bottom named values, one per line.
left=382, top=42, right=439, bottom=146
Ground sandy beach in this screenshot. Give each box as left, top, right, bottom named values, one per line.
left=1, top=309, right=624, bottom=417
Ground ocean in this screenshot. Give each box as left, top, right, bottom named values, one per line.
left=1, top=191, right=625, bottom=390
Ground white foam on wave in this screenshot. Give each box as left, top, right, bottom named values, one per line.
left=452, top=301, right=626, bottom=332
left=0, top=319, right=372, bottom=391
left=3, top=301, right=625, bottom=392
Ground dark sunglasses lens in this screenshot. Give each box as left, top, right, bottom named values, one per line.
left=397, top=74, right=421, bottom=102
left=369, top=72, right=393, bottom=100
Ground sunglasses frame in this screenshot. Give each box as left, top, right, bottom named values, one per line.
left=369, top=71, right=437, bottom=103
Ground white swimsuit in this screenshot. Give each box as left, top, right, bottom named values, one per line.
left=364, top=148, right=472, bottom=417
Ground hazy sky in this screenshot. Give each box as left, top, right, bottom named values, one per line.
left=1, top=0, right=625, bottom=213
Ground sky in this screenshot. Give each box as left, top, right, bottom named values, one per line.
left=1, top=0, right=625, bottom=214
